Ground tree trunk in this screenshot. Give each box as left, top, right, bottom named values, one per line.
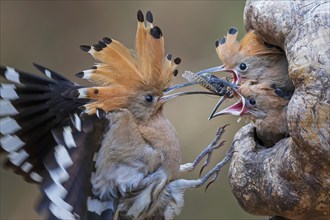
left=228, top=1, right=330, bottom=219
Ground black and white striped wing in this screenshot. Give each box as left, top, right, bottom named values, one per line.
left=0, top=64, right=86, bottom=182
left=0, top=65, right=114, bottom=219
left=38, top=114, right=108, bottom=220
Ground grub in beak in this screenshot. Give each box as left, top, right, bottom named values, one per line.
left=179, top=70, right=241, bottom=120
left=194, top=65, right=241, bottom=85
left=182, top=71, right=238, bottom=95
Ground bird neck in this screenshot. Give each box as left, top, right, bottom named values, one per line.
left=137, top=111, right=181, bottom=179
left=254, top=105, right=288, bottom=146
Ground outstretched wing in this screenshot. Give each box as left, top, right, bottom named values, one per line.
left=0, top=64, right=85, bottom=182
left=0, top=65, right=111, bottom=219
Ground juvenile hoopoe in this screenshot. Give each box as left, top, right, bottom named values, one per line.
left=193, top=27, right=294, bottom=119
left=185, top=72, right=291, bottom=148
left=212, top=80, right=291, bottom=147
left=0, top=10, right=223, bottom=220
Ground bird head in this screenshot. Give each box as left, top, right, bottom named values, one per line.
left=216, top=28, right=285, bottom=83
left=75, top=10, right=214, bottom=121
left=188, top=27, right=287, bottom=119
left=211, top=80, right=290, bottom=120
left=196, top=27, right=285, bottom=85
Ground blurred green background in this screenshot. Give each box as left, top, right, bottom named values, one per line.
left=0, top=1, right=266, bottom=219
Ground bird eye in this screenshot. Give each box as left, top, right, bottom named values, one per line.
left=249, top=98, right=256, bottom=105
left=239, top=63, right=248, bottom=72
left=145, top=94, right=154, bottom=103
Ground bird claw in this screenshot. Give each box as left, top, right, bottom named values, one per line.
left=205, top=171, right=220, bottom=191
left=180, top=125, right=228, bottom=175
left=199, top=158, right=210, bottom=177
left=198, top=124, right=228, bottom=176
left=196, top=142, right=235, bottom=189
left=199, top=140, right=225, bottom=177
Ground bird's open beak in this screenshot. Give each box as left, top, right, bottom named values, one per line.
left=210, top=92, right=247, bottom=119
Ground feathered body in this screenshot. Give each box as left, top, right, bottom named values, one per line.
left=0, top=10, right=192, bottom=220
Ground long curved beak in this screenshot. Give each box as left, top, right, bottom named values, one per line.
left=163, top=80, right=215, bottom=101
left=163, top=81, right=197, bottom=94
left=161, top=90, right=219, bottom=103
left=208, top=96, right=227, bottom=120
left=195, top=65, right=241, bottom=85
left=210, top=91, right=247, bottom=119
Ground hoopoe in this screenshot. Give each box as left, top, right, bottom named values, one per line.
left=212, top=80, right=291, bottom=147
left=0, top=10, right=224, bottom=220
left=192, top=27, right=294, bottom=119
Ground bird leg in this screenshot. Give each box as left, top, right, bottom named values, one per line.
left=144, top=139, right=234, bottom=218
left=170, top=141, right=235, bottom=192
left=180, top=124, right=228, bottom=175
left=195, top=141, right=235, bottom=190
left=159, top=143, right=234, bottom=217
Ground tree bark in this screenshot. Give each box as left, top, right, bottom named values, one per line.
left=228, top=1, right=330, bottom=219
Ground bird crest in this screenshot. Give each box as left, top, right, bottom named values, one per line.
left=76, top=10, right=180, bottom=114
left=215, top=28, right=284, bottom=68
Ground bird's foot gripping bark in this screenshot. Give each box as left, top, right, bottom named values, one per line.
left=180, top=125, right=228, bottom=175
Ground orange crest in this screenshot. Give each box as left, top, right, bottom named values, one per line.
left=215, top=28, right=284, bottom=68
left=76, top=10, right=180, bottom=114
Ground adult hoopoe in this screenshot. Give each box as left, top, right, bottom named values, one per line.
left=193, top=27, right=294, bottom=119
left=0, top=10, right=222, bottom=220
